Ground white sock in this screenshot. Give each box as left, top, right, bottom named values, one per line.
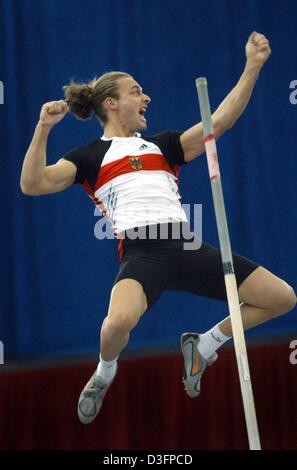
left=197, top=324, right=231, bottom=360
left=96, top=355, right=118, bottom=384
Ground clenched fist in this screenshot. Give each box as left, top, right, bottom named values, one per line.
left=245, top=32, right=271, bottom=69
left=39, top=100, right=69, bottom=127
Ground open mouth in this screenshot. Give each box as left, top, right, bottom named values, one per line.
left=139, top=108, right=147, bottom=122
left=139, top=109, right=147, bottom=123
left=139, top=106, right=147, bottom=115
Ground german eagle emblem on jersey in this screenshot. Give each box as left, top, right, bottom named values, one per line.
left=129, top=157, right=143, bottom=170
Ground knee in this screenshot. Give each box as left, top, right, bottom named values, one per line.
left=284, top=285, right=297, bottom=311
left=274, top=284, right=297, bottom=315
left=102, top=310, right=139, bottom=338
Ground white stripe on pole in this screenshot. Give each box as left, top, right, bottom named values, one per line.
left=196, top=77, right=261, bottom=450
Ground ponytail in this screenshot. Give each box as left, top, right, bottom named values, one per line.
left=63, top=82, right=94, bottom=120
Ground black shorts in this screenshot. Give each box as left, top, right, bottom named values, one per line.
left=113, top=225, right=259, bottom=310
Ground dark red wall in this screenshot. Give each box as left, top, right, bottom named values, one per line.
left=0, top=342, right=296, bottom=450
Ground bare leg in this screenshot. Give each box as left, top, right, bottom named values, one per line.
left=100, top=278, right=148, bottom=361
left=77, top=278, right=148, bottom=424
left=219, top=267, right=296, bottom=337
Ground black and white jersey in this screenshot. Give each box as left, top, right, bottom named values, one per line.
left=62, top=131, right=188, bottom=236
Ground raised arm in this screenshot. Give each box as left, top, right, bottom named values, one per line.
left=180, top=32, right=271, bottom=162
left=20, top=100, right=77, bottom=195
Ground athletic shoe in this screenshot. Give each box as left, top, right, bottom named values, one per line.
left=180, top=332, right=218, bottom=398
left=77, top=366, right=117, bottom=424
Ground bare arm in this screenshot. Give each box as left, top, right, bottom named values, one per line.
left=20, top=100, right=76, bottom=195
left=181, top=32, right=271, bottom=162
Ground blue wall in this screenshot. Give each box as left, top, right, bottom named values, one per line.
left=1, top=0, right=296, bottom=359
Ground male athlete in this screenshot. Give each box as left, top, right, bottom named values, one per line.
left=21, top=32, right=296, bottom=424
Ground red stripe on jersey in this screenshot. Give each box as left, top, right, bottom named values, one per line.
left=83, top=179, right=111, bottom=221
left=83, top=180, right=95, bottom=198
left=173, top=163, right=180, bottom=178
left=95, top=153, right=176, bottom=191
left=118, top=239, right=124, bottom=260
